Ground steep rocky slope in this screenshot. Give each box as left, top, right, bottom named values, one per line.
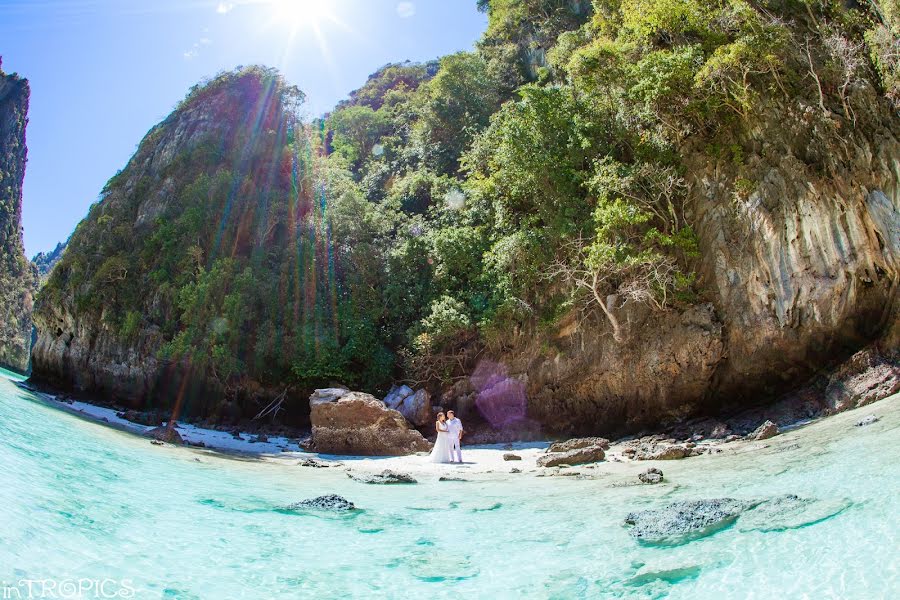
left=472, top=92, right=899, bottom=435
left=0, top=63, right=38, bottom=372
left=33, top=241, right=67, bottom=282
left=32, top=68, right=322, bottom=422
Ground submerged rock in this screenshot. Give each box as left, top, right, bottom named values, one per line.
left=310, top=389, right=431, bottom=456
left=738, top=494, right=852, bottom=532
left=348, top=470, right=417, bottom=484
left=297, top=457, right=341, bottom=468
left=145, top=425, right=184, bottom=445
left=750, top=420, right=779, bottom=441
left=537, top=445, right=605, bottom=467
left=284, top=494, right=356, bottom=512
left=624, top=498, right=756, bottom=545
left=638, top=468, right=664, bottom=484
left=855, top=414, right=880, bottom=427
left=547, top=437, right=610, bottom=453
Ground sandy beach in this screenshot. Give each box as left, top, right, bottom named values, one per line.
left=16, top=379, right=897, bottom=486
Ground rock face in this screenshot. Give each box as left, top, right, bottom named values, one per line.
left=0, top=65, right=38, bottom=372
left=29, top=68, right=313, bottom=425
left=824, top=347, right=900, bottom=412
left=284, top=494, right=355, bottom=512
left=442, top=88, right=899, bottom=436
left=624, top=498, right=756, bottom=545
left=383, top=385, right=432, bottom=427
left=537, top=444, right=605, bottom=467
left=32, top=241, right=67, bottom=283
left=309, top=388, right=431, bottom=456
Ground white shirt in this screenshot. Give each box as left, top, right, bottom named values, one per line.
left=446, top=417, right=463, bottom=437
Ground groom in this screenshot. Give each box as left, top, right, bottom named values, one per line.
left=446, top=410, right=464, bottom=463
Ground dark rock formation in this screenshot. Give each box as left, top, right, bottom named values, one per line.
left=284, top=494, right=356, bottom=512
left=347, top=469, right=417, bottom=484
left=145, top=425, right=184, bottom=445
left=638, top=468, right=664, bottom=484
left=310, top=388, right=431, bottom=456
left=0, top=65, right=38, bottom=372
left=537, top=444, right=605, bottom=467
left=624, top=498, right=756, bottom=545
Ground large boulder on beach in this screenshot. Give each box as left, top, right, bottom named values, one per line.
left=624, top=498, right=756, bottom=545
left=383, top=386, right=432, bottom=427
left=547, top=437, right=610, bottom=453
left=635, top=443, right=688, bottom=460
left=310, top=388, right=431, bottom=456
left=145, top=425, right=183, bottom=444
left=537, top=444, right=605, bottom=467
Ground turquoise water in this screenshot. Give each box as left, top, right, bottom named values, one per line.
left=1, top=371, right=898, bottom=599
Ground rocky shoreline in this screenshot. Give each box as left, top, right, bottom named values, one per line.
left=13, top=372, right=897, bottom=488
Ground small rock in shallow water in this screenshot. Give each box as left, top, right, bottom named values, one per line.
left=638, top=468, right=663, bottom=484
left=503, top=453, right=522, bottom=461
left=348, top=469, right=417, bottom=484
left=750, top=420, right=779, bottom=441
left=285, top=494, right=356, bottom=512
left=510, top=468, right=521, bottom=473
left=624, top=498, right=757, bottom=545
left=855, top=414, right=880, bottom=427
left=439, top=476, right=468, bottom=482
left=298, top=457, right=339, bottom=468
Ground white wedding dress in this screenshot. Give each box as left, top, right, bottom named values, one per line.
left=429, top=424, right=452, bottom=463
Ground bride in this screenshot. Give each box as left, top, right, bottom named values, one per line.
left=429, top=412, right=452, bottom=463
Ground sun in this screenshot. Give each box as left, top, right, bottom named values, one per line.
left=271, top=0, right=335, bottom=28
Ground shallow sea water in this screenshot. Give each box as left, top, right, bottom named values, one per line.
left=1, top=369, right=898, bottom=599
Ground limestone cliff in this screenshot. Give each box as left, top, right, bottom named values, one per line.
left=31, top=67, right=314, bottom=422
left=0, top=64, right=38, bottom=373
left=453, top=81, right=899, bottom=436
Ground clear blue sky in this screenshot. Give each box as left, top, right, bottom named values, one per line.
left=0, top=0, right=487, bottom=257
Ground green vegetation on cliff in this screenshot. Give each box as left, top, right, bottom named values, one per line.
left=0, top=62, right=38, bottom=372
left=33, top=1, right=899, bottom=422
